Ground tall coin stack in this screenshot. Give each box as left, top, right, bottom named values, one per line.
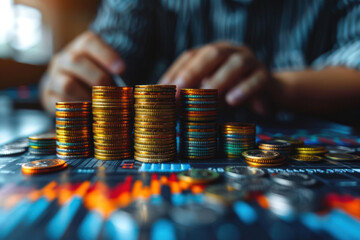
left=180, top=89, right=218, bottom=159
left=221, top=123, right=256, bottom=158
left=134, top=85, right=177, bottom=163
left=56, top=102, right=92, bottom=159
left=92, top=86, right=133, bottom=160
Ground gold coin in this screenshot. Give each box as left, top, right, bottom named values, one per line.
left=245, top=155, right=286, bottom=164
left=290, top=154, right=323, bottom=162
left=245, top=160, right=285, bottom=168
left=29, top=133, right=57, bottom=141
left=324, top=153, right=360, bottom=161
left=242, top=150, right=280, bottom=160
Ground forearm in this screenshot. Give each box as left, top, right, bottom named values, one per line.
left=272, top=67, right=360, bottom=113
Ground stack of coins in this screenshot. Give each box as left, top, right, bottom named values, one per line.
left=29, top=133, right=57, bottom=155
left=258, top=140, right=292, bottom=155
left=242, top=149, right=286, bottom=167
left=180, top=89, right=218, bottom=160
left=221, top=123, right=256, bottom=158
left=56, top=101, right=92, bottom=159
left=134, top=85, right=177, bottom=162
left=294, top=146, right=327, bottom=156
left=92, top=86, right=133, bottom=160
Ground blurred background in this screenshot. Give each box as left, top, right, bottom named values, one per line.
left=0, top=0, right=100, bottom=144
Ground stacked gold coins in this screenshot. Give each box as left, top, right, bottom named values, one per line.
left=134, top=85, right=177, bottom=162
left=221, top=123, right=256, bottom=158
left=258, top=140, right=292, bottom=155
left=56, top=102, right=92, bottom=159
left=180, top=89, right=218, bottom=159
left=294, top=146, right=328, bottom=155
left=92, top=86, right=133, bottom=160
left=29, top=133, right=57, bottom=155
left=242, top=149, right=286, bottom=167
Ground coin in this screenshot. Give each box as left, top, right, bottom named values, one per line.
left=204, top=184, right=246, bottom=205
left=22, top=159, right=68, bottom=174
left=56, top=101, right=92, bottom=159
left=324, top=153, right=360, bottom=161
left=272, top=136, right=304, bottom=147
left=242, top=150, right=280, bottom=160
left=180, top=89, right=218, bottom=160
left=290, top=154, right=322, bottom=162
left=0, top=148, right=26, bottom=156
left=178, top=169, right=219, bottom=184
left=134, top=85, right=176, bottom=162
left=224, top=166, right=266, bottom=179
left=221, top=123, right=256, bottom=158
left=271, top=172, right=317, bottom=187
left=325, top=146, right=355, bottom=154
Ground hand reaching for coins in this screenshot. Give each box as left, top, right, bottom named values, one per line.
left=159, top=42, right=273, bottom=114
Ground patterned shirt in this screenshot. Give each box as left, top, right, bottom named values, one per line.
left=91, top=0, right=360, bottom=85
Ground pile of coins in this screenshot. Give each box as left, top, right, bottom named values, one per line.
left=134, top=85, right=177, bottom=162
left=180, top=89, right=218, bottom=159
left=22, top=159, right=68, bottom=175
left=29, top=133, right=56, bottom=155
left=258, top=140, right=292, bottom=155
left=294, top=146, right=327, bottom=155
left=221, top=123, right=256, bottom=158
left=92, top=86, right=133, bottom=160
left=242, top=149, right=286, bottom=167
left=56, top=102, right=92, bottom=159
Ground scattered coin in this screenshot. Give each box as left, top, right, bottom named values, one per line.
left=324, top=153, right=360, bottom=161
left=204, top=184, right=246, bottom=205
left=0, top=148, right=26, bottom=156
left=229, top=177, right=271, bottom=192
left=178, top=169, right=219, bottom=184
left=325, top=146, right=355, bottom=154
left=290, top=154, right=323, bottom=162
left=22, top=159, right=68, bottom=175
left=271, top=172, right=317, bottom=187
left=224, top=166, right=266, bottom=179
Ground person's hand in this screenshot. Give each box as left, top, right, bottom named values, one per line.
left=159, top=42, right=272, bottom=114
left=40, top=31, right=126, bottom=113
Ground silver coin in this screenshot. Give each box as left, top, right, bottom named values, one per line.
left=170, top=202, right=225, bottom=227
left=8, top=139, right=29, bottom=148
left=271, top=172, right=316, bottom=187
left=258, top=141, right=291, bottom=148
left=224, top=166, right=266, bottom=179
left=325, top=146, right=355, bottom=154
left=266, top=184, right=318, bottom=217
left=0, top=148, right=26, bottom=156
left=204, top=184, right=246, bottom=205
left=229, top=177, right=271, bottom=192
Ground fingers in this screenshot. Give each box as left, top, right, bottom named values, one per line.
left=70, top=31, right=126, bottom=74
left=55, top=53, right=113, bottom=87
left=160, top=50, right=197, bottom=84
left=226, top=68, right=267, bottom=106
left=49, top=75, right=92, bottom=100
left=160, top=44, right=231, bottom=89
left=201, top=50, right=257, bottom=94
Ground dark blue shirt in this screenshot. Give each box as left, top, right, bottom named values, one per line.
left=91, top=0, right=360, bottom=85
